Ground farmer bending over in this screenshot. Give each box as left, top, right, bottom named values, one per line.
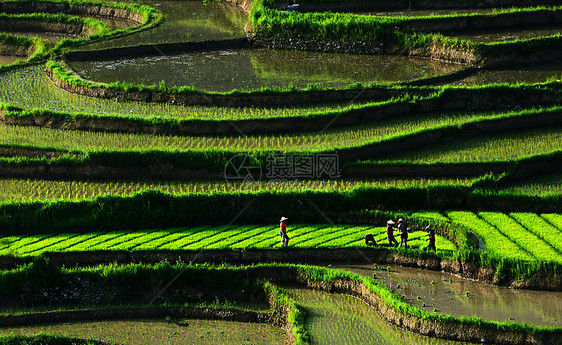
left=280, top=216, right=289, bottom=247
left=386, top=220, right=399, bottom=247
left=364, top=233, right=377, bottom=246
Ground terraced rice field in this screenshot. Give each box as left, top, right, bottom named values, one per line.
left=446, top=211, right=562, bottom=262
left=0, top=65, right=361, bottom=120
left=0, top=0, right=561, bottom=343
left=0, top=110, right=519, bottom=152
left=287, top=288, right=466, bottom=345
left=386, top=126, right=562, bottom=163
left=0, top=224, right=457, bottom=256
left=0, top=319, right=286, bottom=345
left=0, top=178, right=473, bottom=203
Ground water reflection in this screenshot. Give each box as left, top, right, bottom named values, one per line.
left=69, top=48, right=462, bottom=92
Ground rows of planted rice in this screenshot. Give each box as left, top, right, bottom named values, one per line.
left=0, top=110, right=516, bottom=152
left=1, top=107, right=558, bottom=152
left=0, top=178, right=474, bottom=202
left=446, top=211, right=562, bottom=263
left=0, top=65, right=362, bottom=120
left=504, top=173, right=562, bottom=195
left=0, top=319, right=286, bottom=345
left=386, top=126, right=562, bottom=163
left=0, top=224, right=457, bottom=256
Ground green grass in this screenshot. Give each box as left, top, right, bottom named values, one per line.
left=0, top=224, right=457, bottom=256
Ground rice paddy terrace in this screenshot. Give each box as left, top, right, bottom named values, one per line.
left=0, top=0, right=561, bottom=344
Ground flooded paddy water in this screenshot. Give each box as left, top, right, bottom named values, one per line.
left=287, top=287, right=467, bottom=345
left=0, top=319, right=285, bottom=345
left=69, top=49, right=461, bottom=91
left=335, top=264, right=562, bottom=328
left=81, top=1, right=248, bottom=50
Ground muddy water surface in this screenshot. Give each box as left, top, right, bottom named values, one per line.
left=287, top=287, right=466, bottom=345
left=335, top=264, right=562, bottom=327
left=69, top=48, right=461, bottom=91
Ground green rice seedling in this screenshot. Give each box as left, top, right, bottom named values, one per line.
left=387, top=126, right=562, bottom=163
left=446, top=211, right=532, bottom=261
left=541, top=214, right=562, bottom=232
left=510, top=213, right=562, bottom=254
left=314, top=226, right=371, bottom=248
left=204, top=225, right=269, bottom=250
left=16, top=233, right=81, bottom=255
left=504, top=173, right=562, bottom=195
left=105, top=229, right=163, bottom=251
left=0, top=65, right=360, bottom=120
left=65, top=231, right=127, bottom=251
left=0, top=178, right=475, bottom=203
left=292, top=225, right=355, bottom=247
left=158, top=226, right=238, bottom=250
left=0, top=109, right=507, bottom=153
left=88, top=231, right=149, bottom=250
left=52, top=232, right=103, bottom=252
left=479, top=212, right=561, bottom=263
left=133, top=226, right=211, bottom=250
left=0, top=234, right=52, bottom=256
left=409, top=211, right=449, bottom=223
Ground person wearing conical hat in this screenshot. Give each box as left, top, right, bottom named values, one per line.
left=386, top=220, right=398, bottom=247
left=279, top=217, right=289, bottom=247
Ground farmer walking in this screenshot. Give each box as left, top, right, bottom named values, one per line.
left=280, top=216, right=289, bottom=247
left=386, top=220, right=399, bottom=247
left=398, top=218, right=410, bottom=248
left=424, top=225, right=436, bottom=252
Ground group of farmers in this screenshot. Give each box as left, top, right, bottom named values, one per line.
left=278, top=217, right=437, bottom=252
left=365, top=219, right=436, bottom=252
